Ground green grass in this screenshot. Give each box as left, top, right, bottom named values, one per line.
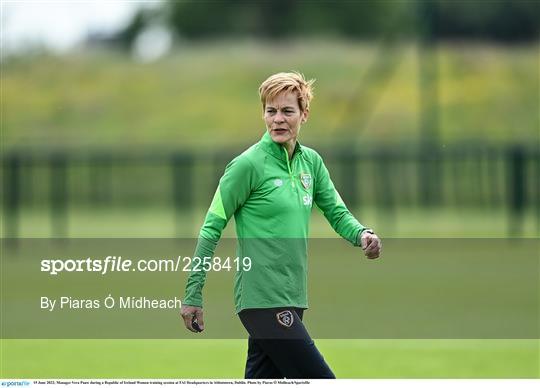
left=4, top=205, right=539, bottom=238
left=1, top=208, right=539, bottom=378
left=1, top=340, right=538, bottom=378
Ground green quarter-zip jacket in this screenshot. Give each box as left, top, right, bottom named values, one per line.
left=184, top=131, right=367, bottom=313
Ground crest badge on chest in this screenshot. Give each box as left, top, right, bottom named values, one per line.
left=300, top=173, right=312, bottom=190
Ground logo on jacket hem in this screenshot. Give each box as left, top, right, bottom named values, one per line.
left=300, top=173, right=312, bottom=190
left=276, top=310, right=294, bottom=328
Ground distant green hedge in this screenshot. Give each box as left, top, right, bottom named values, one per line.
left=3, top=41, right=538, bottom=150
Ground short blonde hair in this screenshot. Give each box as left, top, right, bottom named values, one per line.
left=258, top=71, right=315, bottom=113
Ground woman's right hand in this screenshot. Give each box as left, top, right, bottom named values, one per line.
left=181, top=304, right=205, bottom=333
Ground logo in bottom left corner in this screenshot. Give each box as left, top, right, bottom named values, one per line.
left=276, top=310, right=294, bottom=328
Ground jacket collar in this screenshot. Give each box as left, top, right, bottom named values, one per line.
left=260, top=131, right=302, bottom=161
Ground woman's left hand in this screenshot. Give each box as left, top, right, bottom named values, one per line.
left=360, top=231, right=382, bottom=259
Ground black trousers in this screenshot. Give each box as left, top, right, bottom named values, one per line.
left=238, top=307, right=335, bottom=379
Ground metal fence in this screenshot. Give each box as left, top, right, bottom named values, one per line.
left=2, top=144, right=539, bottom=238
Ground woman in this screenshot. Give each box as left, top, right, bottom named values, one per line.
left=181, top=71, right=381, bottom=379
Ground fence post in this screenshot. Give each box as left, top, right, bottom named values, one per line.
left=3, top=154, right=21, bottom=240
left=171, top=153, right=194, bottom=236
left=507, top=146, right=525, bottom=237
left=89, top=154, right=112, bottom=205
left=339, top=149, right=358, bottom=209
left=536, top=151, right=540, bottom=234
left=417, top=0, right=441, bottom=207
left=375, top=150, right=395, bottom=217
left=50, top=153, right=68, bottom=238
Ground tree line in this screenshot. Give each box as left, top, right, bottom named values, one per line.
left=116, top=0, right=539, bottom=45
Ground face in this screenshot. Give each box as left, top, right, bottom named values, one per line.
left=263, top=91, right=309, bottom=147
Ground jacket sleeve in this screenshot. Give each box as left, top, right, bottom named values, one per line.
left=313, top=152, right=367, bottom=246
left=183, top=154, right=258, bottom=307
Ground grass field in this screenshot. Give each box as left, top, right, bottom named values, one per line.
left=1, top=340, right=538, bottom=378
left=4, top=205, right=540, bottom=238
left=1, top=208, right=538, bottom=378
